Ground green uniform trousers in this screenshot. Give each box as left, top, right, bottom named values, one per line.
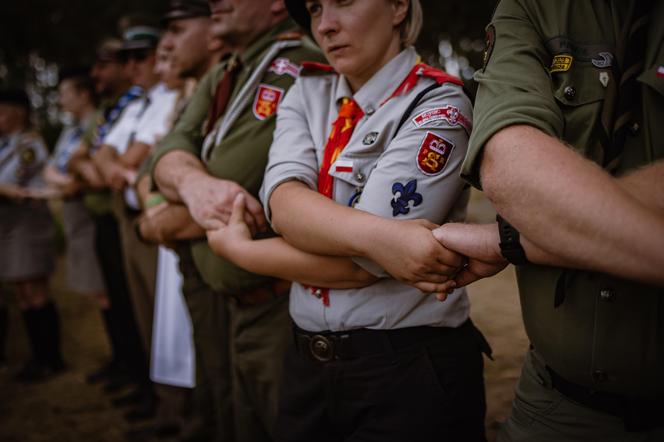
left=228, top=294, right=291, bottom=442
left=178, top=244, right=235, bottom=442
left=498, top=349, right=664, bottom=442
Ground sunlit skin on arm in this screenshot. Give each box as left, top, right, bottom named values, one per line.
left=434, top=125, right=664, bottom=287
left=270, top=181, right=462, bottom=294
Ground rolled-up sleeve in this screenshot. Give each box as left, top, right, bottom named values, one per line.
left=260, top=80, right=320, bottom=224
left=462, top=0, right=563, bottom=189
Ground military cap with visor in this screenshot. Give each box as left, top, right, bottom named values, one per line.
left=161, top=0, right=210, bottom=24
left=120, top=25, right=161, bottom=51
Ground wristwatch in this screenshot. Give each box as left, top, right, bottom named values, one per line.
left=496, top=215, right=529, bottom=265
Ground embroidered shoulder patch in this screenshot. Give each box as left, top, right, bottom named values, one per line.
left=550, top=55, right=573, bottom=73
left=268, top=58, right=300, bottom=79
left=416, top=132, right=455, bottom=176
left=252, top=84, right=284, bottom=120
left=412, top=105, right=472, bottom=134
left=391, top=179, right=422, bottom=217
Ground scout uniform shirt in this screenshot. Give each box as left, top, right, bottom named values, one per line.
left=0, top=130, right=49, bottom=189
left=463, top=0, right=664, bottom=396
left=153, top=18, right=325, bottom=294
left=261, top=47, right=473, bottom=332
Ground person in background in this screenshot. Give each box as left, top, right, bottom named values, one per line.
left=40, top=68, right=107, bottom=307
left=91, top=20, right=188, bottom=433
left=0, top=89, right=64, bottom=382
left=135, top=1, right=232, bottom=440
left=66, top=39, right=148, bottom=399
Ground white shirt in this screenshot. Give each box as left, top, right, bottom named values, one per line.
left=105, top=83, right=179, bottom=154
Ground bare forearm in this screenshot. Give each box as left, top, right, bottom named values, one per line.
left=482, top=125, right=664, bottom=285
left=119, top=142, right=151, bottom=169
left=153, top=150, right=206, bottom=203
left=154, top=205, right=205, bottom=242
left=270, top=181, right=385, bottom=257
left=224, top=237, right=377, bottom=289
left=617, top=160, right=664, bottom=212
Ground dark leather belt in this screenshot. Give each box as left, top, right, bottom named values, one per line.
left=547, top=366, right=664, bottom=431
left=235, top=279, right=291, bottom=306
left=294, top=319, right=486, bottom=363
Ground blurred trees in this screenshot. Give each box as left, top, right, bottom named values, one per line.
left=0, top=0, right=497, bottom=135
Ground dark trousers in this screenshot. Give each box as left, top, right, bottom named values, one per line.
left=177, top=244, right=234, bottom=442
left=275, top=320, right=488, bottom=442
left=93, top=213, right=149, bottom=383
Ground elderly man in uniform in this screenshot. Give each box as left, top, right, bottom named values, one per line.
left=432, top=1, right=664, bottom=441
left=151, top=0, right=324, bottom=439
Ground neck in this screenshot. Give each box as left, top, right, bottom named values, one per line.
left=346, top=37, right=402, bottom=92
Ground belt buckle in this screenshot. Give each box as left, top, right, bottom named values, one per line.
left=309, top=334, right=334, bottom=362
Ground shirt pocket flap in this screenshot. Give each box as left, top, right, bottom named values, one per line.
left=552, top=66, right=608, bottom=107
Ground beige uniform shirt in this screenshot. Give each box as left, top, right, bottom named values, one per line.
left=262, top=47, right=473, bottom=332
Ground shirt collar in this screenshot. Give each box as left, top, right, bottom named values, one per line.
left=333, top=46, right=418, bottom=114
left=239, top=18, right=299, bottom=67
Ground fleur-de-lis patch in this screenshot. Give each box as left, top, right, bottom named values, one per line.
left=391, top=179, right=422, bottom=216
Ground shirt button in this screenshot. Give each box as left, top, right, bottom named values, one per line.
left=355, top=172, right=365, bottom=182
left=564, top=86, right=576, bottom=100
left=365, top=106, right=375, bottom=115
left=592, top=369, right=608, bottom=383
left=629, top=122, right=640, bottom=135
left=599, top=288, right=614, bottom=301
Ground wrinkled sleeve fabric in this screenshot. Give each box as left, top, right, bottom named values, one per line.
left=260, top=79, right=320, bottom=224
left=462, top=0, right=562, bottom=189
left=351, top=84, right=472, bottom=276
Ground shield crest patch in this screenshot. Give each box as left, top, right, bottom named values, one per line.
left=252, top=84, right=284, bottom=120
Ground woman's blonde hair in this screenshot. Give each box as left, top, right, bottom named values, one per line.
left=399, top=0, right=423, bottom=47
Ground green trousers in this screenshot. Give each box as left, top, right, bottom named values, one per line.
left=498, top=349, right=664, bottom=442
left=227, top=294, right=291, bottom=442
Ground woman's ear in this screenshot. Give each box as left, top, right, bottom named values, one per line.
left=391, top=0, right=409, bottom=27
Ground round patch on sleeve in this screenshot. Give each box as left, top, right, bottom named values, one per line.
left=416, top=131, right=455, bottom=176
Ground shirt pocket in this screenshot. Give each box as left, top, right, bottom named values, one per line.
left=551, top=64, right=607, bottom=160
left=330, top=149, right=382, bottom=207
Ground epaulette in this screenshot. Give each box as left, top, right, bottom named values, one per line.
left=299, top=61, right=337, bottom=76
left=417, top=65, right=463, bottom=87
left=277, top=31, right=303, bottom=41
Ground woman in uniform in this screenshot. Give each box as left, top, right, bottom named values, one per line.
left=207, top=0, right=488, bottom=440
left=0, top=89, right=64, bottom=381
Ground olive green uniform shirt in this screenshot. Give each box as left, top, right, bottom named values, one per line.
left=153, top=19, right=325, bottom=294
left=463, top=0, right=664, bottom=396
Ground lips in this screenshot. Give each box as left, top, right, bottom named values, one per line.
left=327, top=44, right=349, bottom=55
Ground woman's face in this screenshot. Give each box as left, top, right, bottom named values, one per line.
left=306, top=0, right=408, bottom=90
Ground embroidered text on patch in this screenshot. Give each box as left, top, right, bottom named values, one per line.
left=391, top=180, right=423, bottom=217
left=412, top=105, right=472, bottom=134
left=268, top=58, right=301, bottom=79
left=550, top=55, right=573, bottom=73
left=252, top=84, right=284, bottom=120
left=416, top=131, right=455, bottom=176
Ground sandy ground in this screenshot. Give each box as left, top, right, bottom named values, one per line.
left=0, top=190, right=527, bottom=441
